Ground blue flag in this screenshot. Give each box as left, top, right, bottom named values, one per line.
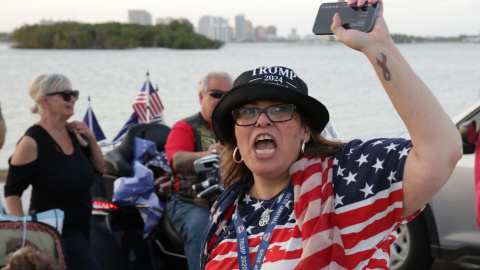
left=112, top=137, right=164, bottom=238
left=83, top=102, right=106, bottom=142
left=112, top=113, right=139, bottom=142
left=132, top=135, right=157, bottom=164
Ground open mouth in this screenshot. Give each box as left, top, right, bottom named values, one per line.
left=255, top=134, right=276, bottom=155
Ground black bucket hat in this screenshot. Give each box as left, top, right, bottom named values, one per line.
left=212, top=66, right=329, bottom=145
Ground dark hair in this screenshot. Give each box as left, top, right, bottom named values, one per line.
left=219, top=114, right=346, bottom=188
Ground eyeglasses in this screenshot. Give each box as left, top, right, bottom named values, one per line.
left=208, top=89, right=226, bottom=99
left=232, top=104, right=296, bottom=126
left=45, top=90, right=79, bottom=102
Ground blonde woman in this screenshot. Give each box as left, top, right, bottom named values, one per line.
left=4, top=74, right=104, bottom=270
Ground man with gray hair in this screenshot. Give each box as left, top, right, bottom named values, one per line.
left=164, top=71, right=232, bottom=269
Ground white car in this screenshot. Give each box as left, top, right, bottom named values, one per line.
left=389, top=101, right=480, bottom=270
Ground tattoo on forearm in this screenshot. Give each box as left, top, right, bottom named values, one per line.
left=376, top=53, right=391, bottom=81
left=174, top=152, right=198, bottom=173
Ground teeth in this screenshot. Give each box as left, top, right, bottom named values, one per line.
left=256, top=134, right=273, bottom=142
left=256, top=149, right=275, bottom=155
left=255, top=134, right=275, bottom=155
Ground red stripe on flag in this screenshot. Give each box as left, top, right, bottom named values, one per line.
left=295, top=243, right=347, bottom=269
left=133, top=105, right=147, bottom=123
left=132, top=82, right=165, bottom=123
left=149, top=92, right=164, bottom=118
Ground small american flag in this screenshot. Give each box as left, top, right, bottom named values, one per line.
left=133, top=77, right=165, bottom=123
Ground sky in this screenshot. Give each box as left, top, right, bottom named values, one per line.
left=1, top=0, right=479, bottom=38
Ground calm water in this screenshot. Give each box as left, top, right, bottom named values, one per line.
left=0, top=42, right=479, bottom=169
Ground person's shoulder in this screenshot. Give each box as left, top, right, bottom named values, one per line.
left=172, top=120, right=190, bottom=129
left=336, top=138, right=410, bottom=152
left=11, top=135, right=38, bottom=165
left=170, top=119, right=196, bottom=135
left=330, top=137, right=412, bottom=167
left=166, top=120, right=195, bottom=148
left=17, top=135, right=37, bottom=148
left=25, top=125, right=46, bottom=136
left=182, top=112, right=201, bottom=122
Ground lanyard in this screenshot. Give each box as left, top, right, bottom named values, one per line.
left=234, top=183, right=293, bottom=270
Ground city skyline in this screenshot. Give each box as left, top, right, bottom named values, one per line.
left=1, top=0, right=479, bottom=38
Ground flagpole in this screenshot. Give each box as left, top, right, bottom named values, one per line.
left=87, top=96, right=93, bottom=131
left=146, top=71, right=151, bottom=123
left=154, top=83, right=164, bottom=124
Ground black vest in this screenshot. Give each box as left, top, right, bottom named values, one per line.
left=177, top=112, right=217, bottom=201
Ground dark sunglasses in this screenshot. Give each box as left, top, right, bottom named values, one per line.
left=208, top=89, right=226, bottom=99
left=45, top=90, right=79, bottom=102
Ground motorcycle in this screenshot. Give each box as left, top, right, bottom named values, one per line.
left=90, top=123, right=223, bottom=270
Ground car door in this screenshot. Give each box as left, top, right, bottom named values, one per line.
left=430, top=102, right=480, bottom=249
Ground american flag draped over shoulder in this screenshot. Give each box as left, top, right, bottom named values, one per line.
left=133, top=76, right=165, bottom=124
left=201, top=138, right=415, bottom=270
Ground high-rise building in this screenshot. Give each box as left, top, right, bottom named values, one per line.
left=245, top=20, right=253, bottom=41
left=255, top=26, right=267, bottom=41
left=197, top=16, right=232, bottom=43
left=288, top=28, right=300, bottom=40
left=266, top=26, right=277, bottom=39
left=128, top=10, right=152, bottom=25
left=198, top=16, right=211, bottom=36
left=234, top=14, right=246, bottom=41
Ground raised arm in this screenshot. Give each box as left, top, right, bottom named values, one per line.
left=332, top=0, right=463, bottom=218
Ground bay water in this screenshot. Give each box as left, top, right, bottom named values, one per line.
left=0, top=42, right=479, bottom=169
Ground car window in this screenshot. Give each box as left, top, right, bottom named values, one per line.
left=466, top=109, right=480, bottom=133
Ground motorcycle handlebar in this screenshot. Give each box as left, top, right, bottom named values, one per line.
left=192, top=178, right=219, bottom=193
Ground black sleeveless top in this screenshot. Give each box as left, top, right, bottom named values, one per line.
left=4, top=125, right=95, bottom=236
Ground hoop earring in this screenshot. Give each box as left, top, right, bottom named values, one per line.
left=301, top=139, right=306, bottom=154
left=233, top=147, right=243, bottom=163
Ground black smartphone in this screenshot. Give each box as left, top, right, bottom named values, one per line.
left=312, top=2, right=380, bottom=35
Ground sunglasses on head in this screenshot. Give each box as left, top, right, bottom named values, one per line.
left=45, top=90, right=79, bottom=102
left=208, top=89, right=226, bottom=99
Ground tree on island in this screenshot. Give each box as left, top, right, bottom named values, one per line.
left=11, top=19, right=224, bottom=49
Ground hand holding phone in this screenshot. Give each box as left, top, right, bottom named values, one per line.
left=312, top=2, right=380, bottom=35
